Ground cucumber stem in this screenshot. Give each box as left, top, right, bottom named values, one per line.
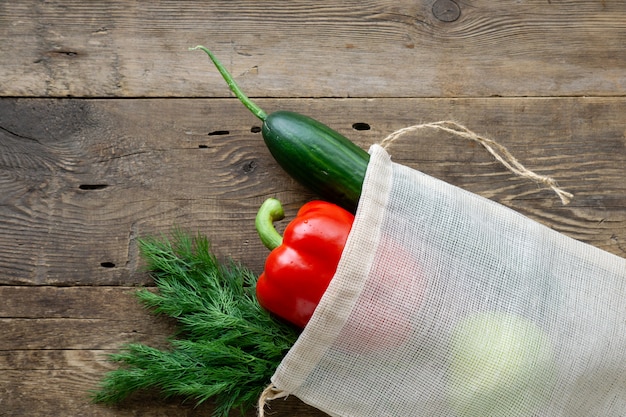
left=255, top=198, right=285, bottom=250
left=191, top=45, right=268, bottom=121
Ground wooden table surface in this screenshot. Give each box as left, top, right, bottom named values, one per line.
left=1, top=1, right=625, bottom=416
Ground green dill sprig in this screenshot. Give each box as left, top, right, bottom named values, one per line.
left=92, top=230, right=299, bottom=416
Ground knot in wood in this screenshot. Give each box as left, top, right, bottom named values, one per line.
left=432, top=0, right=461, bottom=22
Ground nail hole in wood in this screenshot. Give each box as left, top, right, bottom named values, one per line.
left=251, top=126, right=261, bottom=133
left=100, top=262, right=116, bottom=268
left=198, top=144, right=208, bottom=149
left=48, top=50, right=79, bottom=57
left=208, top=130, right=230, bottom=136
left=352, top=122, right=371, bottom=131
left=79, top=184, right=109, bottom=190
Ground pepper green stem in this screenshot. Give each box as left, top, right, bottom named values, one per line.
left=191, top=45, right=268, bottom=121
left=256, top=198, right=285, bottom=250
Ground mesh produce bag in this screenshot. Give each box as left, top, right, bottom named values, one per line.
left=266, top=143, right=626, bottom=417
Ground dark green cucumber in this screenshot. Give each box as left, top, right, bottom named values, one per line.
left=192, top=45, right=370, bottom=212
left=263, top=111, right=369, bottom=212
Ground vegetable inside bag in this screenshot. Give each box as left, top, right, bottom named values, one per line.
left=269, top=144, right=626, bottom=417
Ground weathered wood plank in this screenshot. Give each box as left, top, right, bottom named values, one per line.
left=0, top=353, right=325, bottom=417
left=0, top=97, right=624, bottom=285
left=0, top=286, right=173, bottom=350
left=0, top=368, right=325, bottom=417
left=0, top=366, right=325, bottom=417
left=1, top=1, right=625, bottom=98
left=0, top=286, right=327, bottom=416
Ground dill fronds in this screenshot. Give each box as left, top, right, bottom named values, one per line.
left=92, top=230, right=299, bottom=416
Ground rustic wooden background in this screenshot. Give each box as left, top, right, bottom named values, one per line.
left=1, top=1, right=625, bottom=416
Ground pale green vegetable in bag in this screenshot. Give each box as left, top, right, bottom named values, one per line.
left=447, top=311, right=555, bottom=417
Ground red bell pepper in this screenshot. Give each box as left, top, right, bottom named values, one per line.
left=255, top=198, right=354, bottom=328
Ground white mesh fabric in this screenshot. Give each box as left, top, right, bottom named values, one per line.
left=271, top=144, right=626, bottom=417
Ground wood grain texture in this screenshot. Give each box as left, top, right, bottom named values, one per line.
left=1, top=0, right=625, bottom=98
left=1, top=97, right=624, bottom=287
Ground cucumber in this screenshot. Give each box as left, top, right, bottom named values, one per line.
left=263, top=111, right=369, bottom=212
left=192, top=46, right=370, bottom=212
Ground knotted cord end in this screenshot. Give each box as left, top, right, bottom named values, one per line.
left=258, top=383, right=289, bottom=417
